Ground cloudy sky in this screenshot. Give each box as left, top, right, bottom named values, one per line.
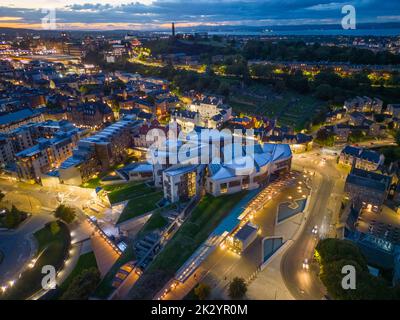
left=0, top=0, right=399, bottom=30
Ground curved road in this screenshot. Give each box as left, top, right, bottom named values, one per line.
left=281, top=151, right=344, bottom=300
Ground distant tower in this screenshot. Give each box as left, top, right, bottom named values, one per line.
left=172, top=22, right=175, bottom=38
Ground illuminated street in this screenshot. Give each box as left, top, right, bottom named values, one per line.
left=280, top=150, right=345, bottom=300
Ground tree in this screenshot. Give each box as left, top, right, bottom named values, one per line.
left=315, top=238, right=398, bottom=300
left=194, top=283, right=211, bottom=300
left=315, top=84, right=334, bottom=101
left=50, top=221, right=60, bottom=235
left=2, top=205, right=28, bottom=229
left=395, top=130, right=400, bottom=146
left=60, top=268, right=100, bottom=300
left=228, top=277, right=247, bottom=299
left=315, top=128, right=335, bottom=147
left=54, top=204, right=76, bottom=224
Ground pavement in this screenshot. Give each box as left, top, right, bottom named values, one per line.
left=91, top=233, right=121, bottom=277
left=246, top=243, right=294, bottom=300
left=158, top=172, right=309, bottom=300
left=280, top=150, right=345, bottom=300
left=0, top=176, right=115, bottom=299
left=0, top=176, right=98, bottom=216
left=0, top=214, right=53, bottom=284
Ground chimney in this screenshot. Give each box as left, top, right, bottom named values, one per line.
left=172, top=22, right=175, bottom=38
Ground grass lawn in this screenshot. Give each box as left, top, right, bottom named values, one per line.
left=55, top=251, right=98, bottom=299
left=229, top=87, right=324, bottom=130
left=148, top=192, right=247, bottom=274
left=3, top=221, right=70, bottom=300
left=107, top=182, right=157, bottom=204
left=81, top=162, right=129, bottom=189
left=117, top=191, right=163, bottom=224
left=136, top=207, right=172, bottom=239
left=128, top=192, right=248, bottom=299
left=93, top=246, right=136, bottom=299
left=81, top=176, right=102, bottom=189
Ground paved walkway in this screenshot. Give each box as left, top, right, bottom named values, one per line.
left=0, top=214, right=53, bottom=284
left=91, top=234, right=121, bottom=277
left=246, top=244, right=294, bottom=300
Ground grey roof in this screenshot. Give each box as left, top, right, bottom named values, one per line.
left=0, top=108, right=40, bottom=126
left=342, top=145, right=361, bottom=157
left=234, top=223, right=258, bottom=242
left=359, top=149, right=381, bottom=163
left=346, top=168, right=391, bottom=192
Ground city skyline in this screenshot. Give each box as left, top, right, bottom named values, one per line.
left=0, top=0, right=399, bottom=30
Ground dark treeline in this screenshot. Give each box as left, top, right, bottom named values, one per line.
left=243, top=40, right=400, bottom=65
left=85, top=40, right=400, bottom=109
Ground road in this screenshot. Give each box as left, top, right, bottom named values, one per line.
left=0, top=214, right=53, bottom=284
left=0, top=176, right=98, bottom=215
left=280, top=150, right=345, bottom=300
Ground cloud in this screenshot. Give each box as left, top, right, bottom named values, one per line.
left=0, top=0, right=399, bottom=30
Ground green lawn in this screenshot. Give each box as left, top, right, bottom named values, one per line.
left=56, top=251, right=98, bottom=299
left=107, top=182, right=157, bottom=204
left=148, top=192, right=247, bottom=273
left=3, top=221, right=71, bottom=300
left=117, top=191, right=163, bottom=224
left=229, top=87, right=324, bottom=130
left=128, top=192, right=248, bottom=299
left=81, top=176, right=102, bottom=189
left=136, top=207, right=172, bottom=239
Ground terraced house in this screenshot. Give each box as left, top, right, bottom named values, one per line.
left=59, top=117, right=142, bottom=185
left=15, top=129, right=81, bottom=183
left=339, top=146, right=385, bottom=171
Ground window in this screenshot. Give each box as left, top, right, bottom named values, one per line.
left=220, top=183, right=228, bottom=194
left=228, top=180, right=241, bottom=188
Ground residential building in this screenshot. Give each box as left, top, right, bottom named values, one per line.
left=344, top=168, right=392, bottom=210
left=170, top=110, right=201, bottom=133
left=59, top=118, right=142, bottom=185
left=0, top=108, right=44, bottom=133
left=339, top=145, right=385, bottom=171
left=188, top=95, right=232, bottom=129
left=0, top=120, right=80, bottom=168
left=344, top=96, right=383, bottom=113
left=133, top=120, right=169, bottom=149
left=387, top=104, right=400, bottom=118
left=15, top=128, right=81, bottom=183
left=162, top=164, right=205, bottom=203
left=0, top=134, right=14, bottom=166
left=66, top=101, right=114, bottom=129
